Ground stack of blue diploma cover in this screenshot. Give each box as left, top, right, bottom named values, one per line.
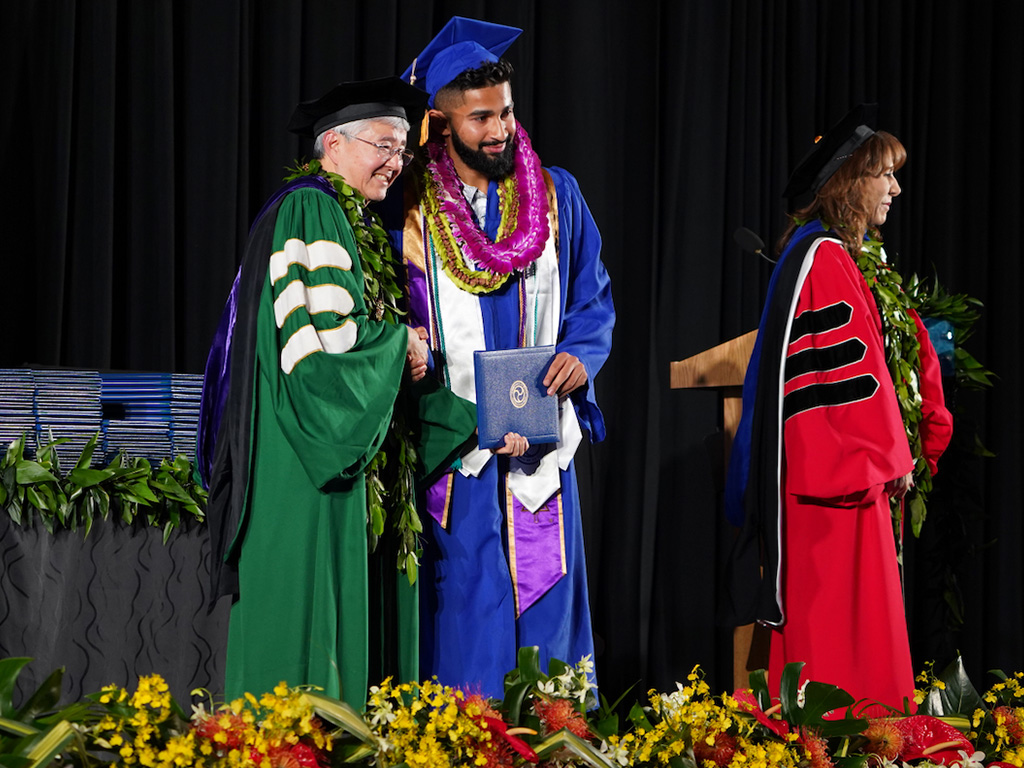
left=473, top=346, right=559, bottom=450
left=0, top=368, right=203, bottom=466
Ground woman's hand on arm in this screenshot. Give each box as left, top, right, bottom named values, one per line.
left=885, top=471, right=914, bottom=501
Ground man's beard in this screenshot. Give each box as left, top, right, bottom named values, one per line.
left=450, top=127, right=516, bottom=181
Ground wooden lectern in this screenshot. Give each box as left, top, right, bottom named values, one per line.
left=670, top=330, right=770, bottom=690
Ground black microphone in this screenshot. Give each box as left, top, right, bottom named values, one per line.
left=733, top=227, right=775, bottom=263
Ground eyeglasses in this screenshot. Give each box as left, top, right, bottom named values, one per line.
left=348, top=135, right=415, bottom=167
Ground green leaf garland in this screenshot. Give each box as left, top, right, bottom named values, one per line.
left=1, top=432, right=206, bottom=542
left=856, top=238, right=993, bottom=541
left=284, top=160, right=423, bottom=580
left=854, top=236, right=932, bottom=542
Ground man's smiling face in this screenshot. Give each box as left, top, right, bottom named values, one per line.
left=441, top=81, right=517, bottom=183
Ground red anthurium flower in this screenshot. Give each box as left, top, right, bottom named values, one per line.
left=289, top=742, right=324, bottom=768
left=482, top=715, right=540, bottom=762
left=893, top=715, right=975, bottom=765
left=733, top=689, right=791, bottom=738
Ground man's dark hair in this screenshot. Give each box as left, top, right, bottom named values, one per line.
left=434, top=59, right=514, bottom=111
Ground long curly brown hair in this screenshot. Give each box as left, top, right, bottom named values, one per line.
left=777, top=130, right=907, bottom=256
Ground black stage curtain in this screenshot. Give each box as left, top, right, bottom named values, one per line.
left=3, top=0, right=1021, bottom=702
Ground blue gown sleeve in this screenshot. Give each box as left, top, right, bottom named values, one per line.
left=548, top=167, right=615, bottom=442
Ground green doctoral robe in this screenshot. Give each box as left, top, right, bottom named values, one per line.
left=219, top=182, right=475, bottom=705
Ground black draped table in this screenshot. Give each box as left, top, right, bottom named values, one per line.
left=0, top=513, right=229, bottom=705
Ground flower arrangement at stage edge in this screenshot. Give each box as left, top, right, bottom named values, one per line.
left=361, top=650, right=608, bottom=768
left=598, top=663, right=846, bottom=768
left=968, top=666, right=1024, bottom=766
left=9, top=652, right=1024, bottom=768
left=596, top=658, right=1024, bottom=768
left=83, top=673, right=333, bottom=768
left=362, top=677, right=497, bottom=767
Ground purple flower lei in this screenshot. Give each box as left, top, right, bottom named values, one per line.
left=423, top=122, right=550, bottom=275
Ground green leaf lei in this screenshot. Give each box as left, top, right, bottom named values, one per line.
left=286, top=160, right=406, bottom=323
left=854, top=234, right=931, bottom=540
left=285, top=160, right=423, bottom=582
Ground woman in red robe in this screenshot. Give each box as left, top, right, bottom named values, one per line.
left=725, top=104, right=953, bottom=712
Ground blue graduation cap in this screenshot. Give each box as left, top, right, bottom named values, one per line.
left=401, top=16, right=522, bottom=106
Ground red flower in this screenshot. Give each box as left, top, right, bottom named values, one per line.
left=480, top=716, right=539, bottom=764
left=732, top=689, right=790, bottom=738
left=534, top=698, right=590, bottom=740
left=798, top=729, right=834, bottom=768
left=192, top=711, right=246, bottom=751
left=289, top=742, right=325, bottom=768
left=893, top=715, right=975, bottom=765
left=458, top=694, right=539, bottom=765
left=994, top=706, right=1024, bottom=745
left=861, top=719, right=906, bottom=760
left=693, top=731, right=738, bottom=767
left=462, top=693, right=503, bottom=720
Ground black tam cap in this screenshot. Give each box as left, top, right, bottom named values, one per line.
left=287, top=77, right=429, bottom=139
left=783, top=103, right=878, bottom=206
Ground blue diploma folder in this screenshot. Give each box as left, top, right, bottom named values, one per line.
left=473, top=346, right=559, bottom=450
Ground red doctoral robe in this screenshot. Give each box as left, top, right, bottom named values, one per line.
left=767, top=237, right=952, bottom=711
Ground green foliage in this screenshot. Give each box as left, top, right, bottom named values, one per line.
left=0, top=659, right=85, bottom=768
left=907, top=272, right=995, bottom=395
left=854, top=244, right=994, bottom=543
left=533, top=729, right=618, bottom=768
left=857, top=237, right=934, bottom=540
left=900, top=271, right=995, bottom=539
left=918, top=657, right=986, bottom=720
left=777, top=662, right=866, bottom=738
left=1, top=432, right=206, bottom=542
left=285, top=159, right=423, bottom=583
left=503, top=646, right=545, bottom=725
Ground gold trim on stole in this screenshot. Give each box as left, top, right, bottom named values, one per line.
left=439, top=471, right=454, bottom=530
left=506, top=484, right=521, bottom=617
left=403, top=174, right=426, bottom=274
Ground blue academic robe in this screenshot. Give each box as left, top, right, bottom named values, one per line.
left=389, top=165, right=614, bottom=697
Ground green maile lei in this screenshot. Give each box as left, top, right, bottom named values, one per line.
left=855, top=233, right=932, bottom=541
left=798, top=221, right=937, bottom=548
left=285, top=160, right=424, bottom=582
left=809, top=221, right=930, bottom=541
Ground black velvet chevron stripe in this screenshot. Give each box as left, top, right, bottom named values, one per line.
left=790, top=302, right=852, bottom=341
left=785, top=338, right=867, bottom=380
left=783, top=374, right=879, bottom=420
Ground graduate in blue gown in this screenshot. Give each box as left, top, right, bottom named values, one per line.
left=387, top=17, right=614, bottom=697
